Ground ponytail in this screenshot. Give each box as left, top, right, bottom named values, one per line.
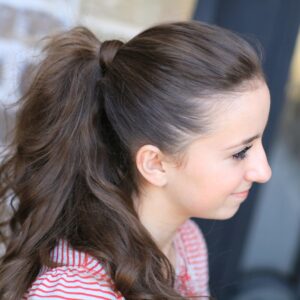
left=0, top=26, right=102, bottom=299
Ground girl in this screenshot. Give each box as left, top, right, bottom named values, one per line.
left=0, top=21, right=271, bottom=299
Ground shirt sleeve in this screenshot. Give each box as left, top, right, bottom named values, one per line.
left=25, top=266, right=120, bottom=300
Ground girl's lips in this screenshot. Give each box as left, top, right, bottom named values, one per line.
left=231, top=190, right=249, bottom=198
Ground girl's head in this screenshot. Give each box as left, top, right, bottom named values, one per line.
left=0, top=21, right=270, bottom=299
left=99, top=21, right=271, bottom=221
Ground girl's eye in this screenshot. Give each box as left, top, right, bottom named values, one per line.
left=232, top=145, right=253, bottom=160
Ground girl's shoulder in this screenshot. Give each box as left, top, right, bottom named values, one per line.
left=24, top=266, right=122, bottom=300
left=24, top=240, right=124, bottom=300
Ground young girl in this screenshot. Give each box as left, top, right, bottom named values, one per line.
left=0, top=21, right=272, bottom=299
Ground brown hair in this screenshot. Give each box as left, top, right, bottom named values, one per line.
left=0, top=21, right=264, bottom=299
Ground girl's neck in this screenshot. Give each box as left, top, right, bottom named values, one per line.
left=133, top=187, right=187, bottom=264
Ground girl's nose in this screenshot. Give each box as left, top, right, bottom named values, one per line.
left=245, top=146, right=272, bottom=183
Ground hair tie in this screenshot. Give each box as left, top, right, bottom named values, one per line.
left=99, top=40, right=124, bottom=76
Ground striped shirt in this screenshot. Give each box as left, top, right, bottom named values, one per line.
left=24, top=219, right=209, bottom=299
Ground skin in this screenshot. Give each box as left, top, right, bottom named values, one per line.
left=135, top=80, right=272, bottom=263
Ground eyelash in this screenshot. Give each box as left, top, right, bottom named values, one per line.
left=232, top=145, right=253, bottom=160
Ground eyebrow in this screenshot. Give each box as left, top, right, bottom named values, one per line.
left=225, top=134, right=261, bottom=150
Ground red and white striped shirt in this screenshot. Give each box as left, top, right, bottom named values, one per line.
left=24, top=219, right=209, bottom=299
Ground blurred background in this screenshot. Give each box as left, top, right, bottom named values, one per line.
left=0, top=0, right=299, bottom=299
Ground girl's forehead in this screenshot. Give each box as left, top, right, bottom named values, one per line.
left=193, top=82, right=270, bottom=148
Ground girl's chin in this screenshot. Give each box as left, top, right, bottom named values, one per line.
left=194, top=205, right=242, bottom=220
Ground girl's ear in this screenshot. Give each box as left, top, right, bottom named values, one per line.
left=135, top=145, right=168, bottom=187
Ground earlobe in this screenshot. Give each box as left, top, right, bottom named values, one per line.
left=135, top=145, right=168, bottom=187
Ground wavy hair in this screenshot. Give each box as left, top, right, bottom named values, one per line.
left=0, top=21, right=264, bottom=299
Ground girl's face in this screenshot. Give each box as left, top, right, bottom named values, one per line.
left=164, top=81, right=272, bottom=220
